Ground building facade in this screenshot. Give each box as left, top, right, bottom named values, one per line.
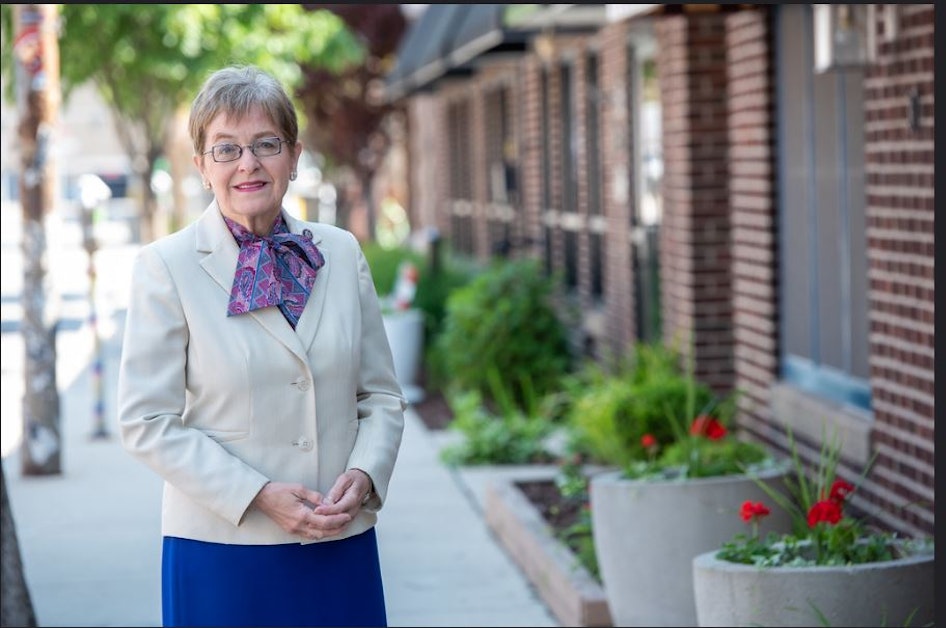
left=385, top=4, right=934, bottom=537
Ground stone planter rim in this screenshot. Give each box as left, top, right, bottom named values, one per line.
left=693, top=543, right=935, bottom=573
left=591, top=463, right=789, bottom=488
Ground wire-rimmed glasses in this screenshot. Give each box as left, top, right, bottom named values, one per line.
left=203, top=137, right=287, bottom=163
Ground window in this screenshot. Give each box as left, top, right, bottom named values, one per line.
left=447, top=101, right=475, bottom=256
left=560, top=62, right=578, bottom=290
left=541, top=68, right=553, bottom=275
left=628, top=32, right=663, bottom=343
left=776, top=5, right=870, bottom=410
left=586, top=52, right=604, bottom=301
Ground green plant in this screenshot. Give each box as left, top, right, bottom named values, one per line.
left=439, top=368, right=557, bottom=465
left=717, top=427, right=935, bottom=567
left=562, top=340, right=768, bottom=480
left=412, top=249, right=478, bottom=390
left=552, top=457, right=599, bottom=580
left=433, top=258, right=572, bottom=411
left=618, top=340, right=771, bottom=480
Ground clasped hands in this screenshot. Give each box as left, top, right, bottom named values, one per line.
left=252, top=468, right=373, bottom=541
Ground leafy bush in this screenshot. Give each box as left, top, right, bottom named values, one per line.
left=564, top=341, right=716, bottom=469
left=412, top=248, right=479, bottom=390
left=433, top=258, right=572, bottom=411
left=439, top=387, right=557, bottom=466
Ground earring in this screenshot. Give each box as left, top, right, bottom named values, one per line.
left=202, top=179, right=211, bottom=190
left=290, top=171, right=298, bottom=181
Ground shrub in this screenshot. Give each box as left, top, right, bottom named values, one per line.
left=433, top=258, right=572, bottom=411
left=564, top=341, right=716, bottom=469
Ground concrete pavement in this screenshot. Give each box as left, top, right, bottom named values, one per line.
left=1, top=208, right=560, bottom=627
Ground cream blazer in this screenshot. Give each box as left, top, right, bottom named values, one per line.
left=117, top=202, right=406, bottom=545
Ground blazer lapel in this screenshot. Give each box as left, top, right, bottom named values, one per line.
left=195, top=202, right=309, bottom=362
left=284, top=213, right=329, bottom=354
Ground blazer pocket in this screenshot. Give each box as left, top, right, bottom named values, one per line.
left=200, top=428, right=250, bottom=443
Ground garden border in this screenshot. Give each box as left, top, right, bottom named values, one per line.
left=483, top=478, right=612, bottom=627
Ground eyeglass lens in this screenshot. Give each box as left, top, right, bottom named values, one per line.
left=210, top=137, right=283, bottom=162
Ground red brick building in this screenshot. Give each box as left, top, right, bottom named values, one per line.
left=384, top=4, right=934, bottom=538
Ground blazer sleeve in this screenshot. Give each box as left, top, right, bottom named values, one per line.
left=345, top=233, right=407, bottom=511
left=117, top=244, right=270, bottom=527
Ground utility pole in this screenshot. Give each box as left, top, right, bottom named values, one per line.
left=13, top=4, right=62, bottom=476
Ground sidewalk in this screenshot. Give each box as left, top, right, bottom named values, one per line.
left=1, top=221, right=559, bottom=627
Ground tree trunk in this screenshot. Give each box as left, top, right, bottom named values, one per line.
left=361, top=169, right=377, bottom=243
left=167, top=106, right=192, bottom=234
left=14, top=3, right=62, bottom=476
left=1, top=464, right=38, bottom=628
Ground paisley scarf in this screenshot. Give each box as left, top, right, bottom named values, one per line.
left=224, top=214, right=325, bottom=328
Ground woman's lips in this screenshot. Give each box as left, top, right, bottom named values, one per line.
left=235, top=181, right=266, bottom=191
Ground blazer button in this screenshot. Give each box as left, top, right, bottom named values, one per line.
left=292, top=437, right=313, bottom=451
left=297, top=378, right=311, bottom=391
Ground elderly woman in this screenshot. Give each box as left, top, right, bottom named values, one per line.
left=117, top=65, right=405, bottom=627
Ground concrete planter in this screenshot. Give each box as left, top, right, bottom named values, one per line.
left=589, top=467, right=792, bottom=627
left=382, top=308, right=425, bottom=403
left=692, top=546, right=935, bottom=627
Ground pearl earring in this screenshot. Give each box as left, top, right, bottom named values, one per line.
left=202, top=179, right=211, bottom=189
left=290, top=171, right=298, bottom=181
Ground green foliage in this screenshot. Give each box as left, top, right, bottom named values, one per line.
left=439, top=386, right=556, bottom=466
left=553, top=458, right=600, bottom=580
left=434, top=258, right=572, bottom=411
left=411, top=249, right=478, bottom=343
left=658, top=437, right=769, bottom=478
left=564, top=342, right=715, bottom=469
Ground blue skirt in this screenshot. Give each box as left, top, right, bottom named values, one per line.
left=162, top=528, right=387, bottom=627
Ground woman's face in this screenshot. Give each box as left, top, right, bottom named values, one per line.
left=195, top=105, right=302, bottom=234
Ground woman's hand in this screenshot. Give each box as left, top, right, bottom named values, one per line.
left=311, top=468, right=374, bottom=528
left=251, top=481, right=352, bottom=541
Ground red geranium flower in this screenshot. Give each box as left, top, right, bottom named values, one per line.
left=641, top=433, right=657, bottom=449
left=807, top=499, right=843, bottom=528
left=828, top=479, right=854, bottom=503
left=739, top=500, right=770, bottom=523
left=690, top=415, right=728, bottom=440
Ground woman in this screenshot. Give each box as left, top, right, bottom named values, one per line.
left=117, top=65, right=406, bottom=627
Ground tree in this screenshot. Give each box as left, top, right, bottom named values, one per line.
left=1, top=463, right=38, bottom=628
left=8, top=4, right=63, bottom=477
left=296, top=4, right=408, bottom=240
left=2, top=4, right=364, bottom=244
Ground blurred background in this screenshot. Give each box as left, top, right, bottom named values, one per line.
left=0, top=4, right=935, bottom=626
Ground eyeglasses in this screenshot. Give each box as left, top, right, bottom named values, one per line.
left=203, top=137, right=287, bottom=163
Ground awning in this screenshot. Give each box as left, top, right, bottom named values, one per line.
left=385, top=4, right=608, bottom=102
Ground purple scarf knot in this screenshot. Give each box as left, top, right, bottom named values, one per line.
left=224, top=215, right=325, bottom=328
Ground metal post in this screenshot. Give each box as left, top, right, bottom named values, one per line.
left=79, top=180, right=110, bottom=440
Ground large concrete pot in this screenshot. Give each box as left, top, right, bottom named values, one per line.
left=589, top=467, right=791, bottom=627
left=692, top=546, right=935, bottom=627
left=382, top=308, right=425, bottom=403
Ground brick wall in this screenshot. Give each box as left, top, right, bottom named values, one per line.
left=655, top=13, right=735, bottom=392
left=598, top=21, right=637, bottom=358
left=518, top=55, right=547, bottom=261
left=406, top=95, right=449, bottom=238
left=725, top=8, right=783, bottom=446
left=861, top=3, right=935, bottom=536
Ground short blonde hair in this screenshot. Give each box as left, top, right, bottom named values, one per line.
left=188, top=65, right=299, bottom=156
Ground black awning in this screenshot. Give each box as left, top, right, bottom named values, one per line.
left=385, top=4, right=610, bottom=102
left=384, top=4, right=471, bottom=102
left=386, top=4, right=602, bottom=102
